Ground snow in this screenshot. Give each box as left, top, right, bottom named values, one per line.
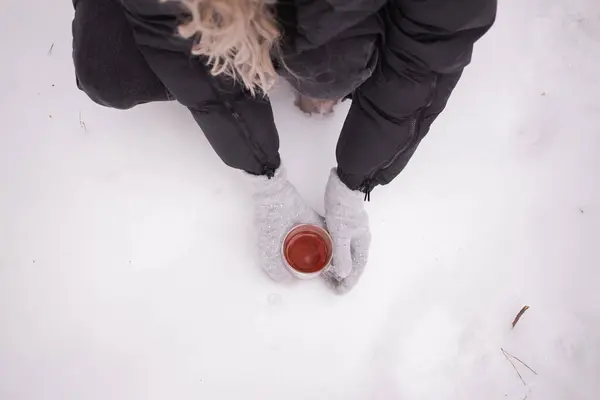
left=1, top=0, right=599, bottom=399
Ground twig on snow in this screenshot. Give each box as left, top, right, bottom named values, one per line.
left=512, top=305, right=530, bottom=329
left=501, top=348, right=526, bottom=385
left=48, top=42, right=55, bottom=56
left=503, top=348, right=538, bottom=375
left=79, top=111, right=87, bottom=132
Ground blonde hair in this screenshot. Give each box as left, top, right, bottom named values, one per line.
left=168, top=0, right=281, bottom=95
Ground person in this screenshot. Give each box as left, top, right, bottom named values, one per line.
left=71, top=0, right=497, bottom=293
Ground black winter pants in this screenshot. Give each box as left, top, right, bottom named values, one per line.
left=72, top=0, right=172, bottom=109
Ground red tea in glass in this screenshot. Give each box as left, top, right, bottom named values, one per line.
left=282, top=224, right=333, bottom=278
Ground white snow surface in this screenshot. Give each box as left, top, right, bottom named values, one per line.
left=1, top=0, right=599, bottom=399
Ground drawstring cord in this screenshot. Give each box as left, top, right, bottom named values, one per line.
left=262, top=164, right=276, bottom=179
left=359, top=179, right=373, bottom=202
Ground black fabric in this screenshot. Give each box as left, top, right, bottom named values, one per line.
left=276, top=0, right=385, bottom=99
left=336, top=0, right=497, bottom=190
left=72, top=0, right=496, bottom=193
left=72, top=0, right=171, bottom=109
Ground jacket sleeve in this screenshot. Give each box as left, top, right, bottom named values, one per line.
left=336, top=0, right=497, bottom=193
left=118, top=0, right=280, bottom=175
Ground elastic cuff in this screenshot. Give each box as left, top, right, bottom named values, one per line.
left=336, top=167, right=366, bottom=191
left=244, top=157, right=281, bottom=178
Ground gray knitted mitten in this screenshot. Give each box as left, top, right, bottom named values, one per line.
left=249, top=166, right=324, bottom=282
left=323, top=168, right=371, bottom=294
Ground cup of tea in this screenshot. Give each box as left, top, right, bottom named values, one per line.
left=282, top=224, right=333, bottom=279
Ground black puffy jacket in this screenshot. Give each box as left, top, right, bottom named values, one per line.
left=119, top=0, right=496, bottom=195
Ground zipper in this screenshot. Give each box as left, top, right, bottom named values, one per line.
left=207, top=79, right=276, bottom=178
left=223, top=101, right=275, bottom=177
left=359, top=75, right=439, bottom=200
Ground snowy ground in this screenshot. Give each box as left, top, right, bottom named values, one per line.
left=1, top=0, right=599, bottom=399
